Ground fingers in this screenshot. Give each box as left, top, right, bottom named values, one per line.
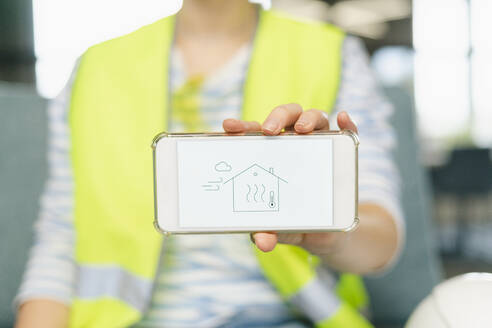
left=277, top=233, right=304, bottom=245
left=224, top=109, right=355, bottom=136
left=252, top=232, right=278, bottom=252
left=223, top=118, right=262, bottom=134
left=337, top=111, right=358, bottom=134
left=252, top=232, right=305, bottom=253
left=252, top=231, right=346, bottom=256
left=262, top=103, right=303, bottom=135
left=294, top=109, right=330, bottom=134
left=224, top=106, right=338, bottom=136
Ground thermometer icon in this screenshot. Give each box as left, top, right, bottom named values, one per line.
left=268, top=191, right=276, bottom=208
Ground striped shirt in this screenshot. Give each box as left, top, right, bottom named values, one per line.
left=16, top=35, right=403, bottom=327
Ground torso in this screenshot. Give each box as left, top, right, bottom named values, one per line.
left=135, top=44, right=309, bottom=328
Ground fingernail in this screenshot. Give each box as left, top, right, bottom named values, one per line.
left=295, top=120, right=311, bottom=129
left=263, top=122, right=278, bottom=133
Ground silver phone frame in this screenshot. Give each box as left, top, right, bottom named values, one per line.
left=151, top=130, right=359, bottom=235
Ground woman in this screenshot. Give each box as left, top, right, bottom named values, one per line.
left=16, top=0, right=402, bottom=327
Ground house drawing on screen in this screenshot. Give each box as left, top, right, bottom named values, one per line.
left=224, top=164, right=287, bottom=212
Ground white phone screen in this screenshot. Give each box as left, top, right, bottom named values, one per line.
left=176, top=137, right=333, bottom=228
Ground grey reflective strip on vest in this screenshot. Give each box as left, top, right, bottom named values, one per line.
left=289, top=277, right=341, bottom=323
left=76, top=265, right=153, bottom=312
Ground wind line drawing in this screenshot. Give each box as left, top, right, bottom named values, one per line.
left=202, top=177, right=224, bottom=191
left=202, top=184, right=220, bottom=191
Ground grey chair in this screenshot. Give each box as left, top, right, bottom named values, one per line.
left=364, top=87, right=443, bottom=327
left=0, top=83, right=47, bottom=327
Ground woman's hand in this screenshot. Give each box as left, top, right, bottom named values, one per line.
left=222, top=103, right=358, bottom=257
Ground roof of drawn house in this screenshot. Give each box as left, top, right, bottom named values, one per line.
left=224, top=164, right=288, bottom=184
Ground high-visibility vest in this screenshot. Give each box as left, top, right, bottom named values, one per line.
left=68, top=9, right=372, bottom=328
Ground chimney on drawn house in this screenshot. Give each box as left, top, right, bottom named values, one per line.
left=269, top=168, right=274, bottom=174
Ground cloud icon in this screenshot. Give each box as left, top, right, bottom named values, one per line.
left=215, top=161, right=232, bottom=172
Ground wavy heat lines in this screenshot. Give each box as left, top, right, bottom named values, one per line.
left=246, top=184, right=266, bottom=203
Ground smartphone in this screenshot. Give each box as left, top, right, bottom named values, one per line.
left=152, top=131, right=359, bottom=234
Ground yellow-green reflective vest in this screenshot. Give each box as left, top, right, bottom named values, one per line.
left=69, top=9, right=373, bottom=328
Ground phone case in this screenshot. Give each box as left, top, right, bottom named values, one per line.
left=151, top=130, right=359, bottom=234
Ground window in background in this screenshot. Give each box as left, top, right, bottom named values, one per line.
left=372, top=46, right=414, bottom=88
left=470, top=0, right=492, bottom=147
left=32, top=0, right=181, bottom=98
left=413, top=0, right=492, bottom=146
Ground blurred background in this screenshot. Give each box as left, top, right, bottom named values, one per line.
left=1, top=0, right=491, bottom=327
